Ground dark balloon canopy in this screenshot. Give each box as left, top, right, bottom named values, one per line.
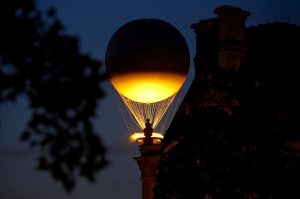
left=105, top=18, right=190, bottom=103
left=105, top=18, right=190, bottom=75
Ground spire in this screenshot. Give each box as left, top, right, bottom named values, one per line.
left=143, top=119, right=154, bottom=145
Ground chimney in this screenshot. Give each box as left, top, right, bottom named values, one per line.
left=214, top=5, right=250, bottom=70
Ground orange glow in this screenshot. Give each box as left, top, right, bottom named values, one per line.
left=129, top=132, right=164, bottom=144
left=111, top=72, right=186, bottom=103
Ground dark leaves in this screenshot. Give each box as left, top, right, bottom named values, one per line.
left=1, top=0, right=107, bottom=192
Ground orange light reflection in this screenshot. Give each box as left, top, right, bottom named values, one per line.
left=129, top=132, right=164, bottom=144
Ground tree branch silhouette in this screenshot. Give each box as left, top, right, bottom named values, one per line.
left=1, top=0, right=108, bottom=191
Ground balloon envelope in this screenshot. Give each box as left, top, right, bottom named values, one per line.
left=105, top=19, right=190, bottom=103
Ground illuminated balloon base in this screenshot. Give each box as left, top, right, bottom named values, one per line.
left=130, top=132, right=164, bottom=144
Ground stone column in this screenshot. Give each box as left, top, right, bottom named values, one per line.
left=135, top=144, right=161, bottom=199
left=134, top=119, right=162, bottom=199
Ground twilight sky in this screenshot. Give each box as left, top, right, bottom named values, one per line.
left=1, top=0, right=300, bottom=199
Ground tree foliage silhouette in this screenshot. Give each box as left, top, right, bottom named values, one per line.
left=154, top=23, right=300, bottom=199
left=0, top=0, right=108, bottom=191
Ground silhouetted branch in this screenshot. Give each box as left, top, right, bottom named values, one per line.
left=1, top=0, right=108, bottom=191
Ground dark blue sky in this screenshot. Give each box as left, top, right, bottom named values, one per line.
left=1, top=0, right=300, bottom=199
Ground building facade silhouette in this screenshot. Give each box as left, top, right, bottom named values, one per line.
left=151, top=5, right=300, bottom=199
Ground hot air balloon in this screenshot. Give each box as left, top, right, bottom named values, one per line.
left=105, top=18, right=190, bottom=144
